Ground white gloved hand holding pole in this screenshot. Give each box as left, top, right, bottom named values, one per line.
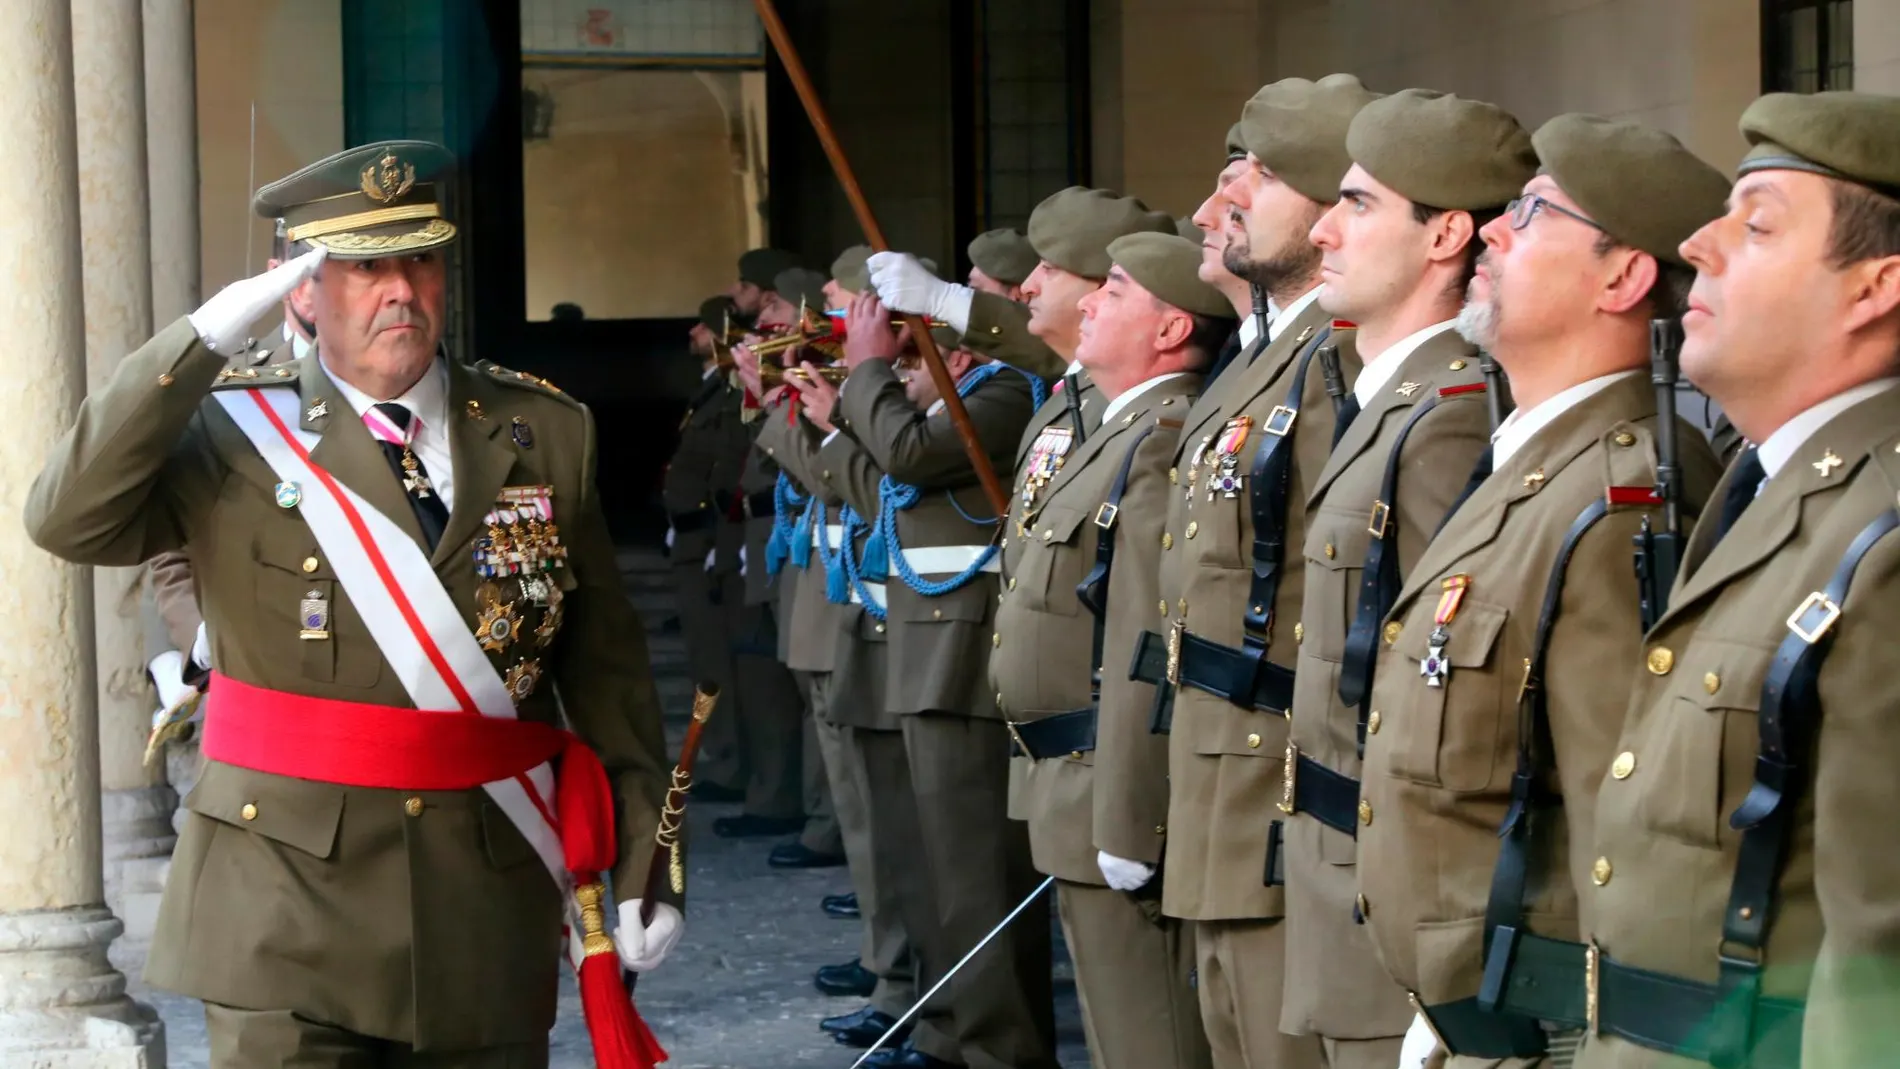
left=1398, top=1012, right=1440, bottom=1069
left=614, top=899, right=684, bottom=973
left=1097, top=850, right=1157, bottom=892
left=867, top=251, right=975, bottom=334
left=187, top=247, right=327, bottom=355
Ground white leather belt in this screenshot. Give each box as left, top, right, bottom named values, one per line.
left=902, top=545, right=1000, bottom=575
left=811, top=523, right=843, bottom=550
left=849, top=581, right=888, bottom=609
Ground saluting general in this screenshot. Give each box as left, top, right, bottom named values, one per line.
left=26, top=140, right=680, bottom=1068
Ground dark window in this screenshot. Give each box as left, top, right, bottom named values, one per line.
left=1762, top=0, right=1853, bottom=93
left=976, top=0, right=1088, bottom=232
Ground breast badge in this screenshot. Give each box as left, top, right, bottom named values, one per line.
left=473, top=487, right=570, bottom=702
left=1420, top=574, right=1469, bottom=688
left=299, top=590, right=331, bottom=641
left=1208, top=416, right=1254, bottom=499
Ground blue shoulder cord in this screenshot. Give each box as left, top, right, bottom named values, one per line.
left=765, top=472, right=810, bottom=576
left=871, top=363, right=1048, bottom=598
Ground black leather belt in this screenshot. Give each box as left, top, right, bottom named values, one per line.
left=1007, top=708, right=1097, bottom=760
left=1128, top=628, right=1295, bottom=713
left=670, top=506, right=716, bottom=534
left=1278, top=750, right=1359, bottom=838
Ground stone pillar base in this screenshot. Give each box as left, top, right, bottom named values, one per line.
left=0, top=908, right=164, bottom=1068
left=100, top=786, right=177, bottom=947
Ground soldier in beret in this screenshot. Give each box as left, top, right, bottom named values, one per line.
left=994, top=231, right=1227, bottom=1069
left=732, top=246, right=806, bottom=323
left=1575, top=91, right=1900, bottom=1069
left=1279, top=89, right=1536, bottom=1067
left=1136, top=74, right=1376, bottom=1069
left=26, top=140, right=679, bottom=1065
left=1353, top=114, right=1727, bottom=1068
left=968, top=227, right=1040, bottom=300
left=1185, top=120, right=1272, bottom=384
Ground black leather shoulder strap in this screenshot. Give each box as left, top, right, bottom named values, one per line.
left=1078, top=423, right=1161, bottom=702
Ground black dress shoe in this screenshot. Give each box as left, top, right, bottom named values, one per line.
left=821, top=892, right=860, bottom=919
left=820, top=1005, right=908, bottom=1048
left=813, top=958, right=877, bottom=997
left=689, top=781, right=744, bottom=803
left=711, top=813, right=804, bottom=838
left=862, top=1039, right=958, bottom=1068
left=770, top=842, right=847, bottom=869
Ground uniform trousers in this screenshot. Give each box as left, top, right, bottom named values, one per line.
left=798, top=683, right=842, bottom=855
left=815, top=711, right=915, bottom=1012
left=902, top=712, right=1058, bottom=1069
left=1056, top=881, right=1212, bottom=1069
left=859, top=725, right=957, bottom=1058
left=727, top=598, right=805, bottom=820
left=1194, top=918, right=1322, bottom=1069
left=672, top=545, right=741, bottom=788
left=205, top=1004, right=545, bottom=1069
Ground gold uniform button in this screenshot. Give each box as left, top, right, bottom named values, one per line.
left=301, top=556, right=320, bottom=574
left=1704, top=672, right=1721, bottom=695
left=1614, top=431, right=1637, bottom=447
left=1294, top=622, right=1305, bottom=643
left=1356, top=893, right=1370, bottom=918
left=1169, top=468, right=1179, bottom=485
left=1384, top=621, right=1403, bottom=645
left=933, top=609, right=943, bottom=619
left=1358, top=799, right=1374, bottom=826
left=875, top=623, right=886, bottom=634
left=1247, top=733, right=1262, bottom=749
left=1611, top=751, right=1637, bottom=780
left=1449, top=359, right=1468, bottom=371
left=1162, top=533, right=1174, bottom=550
left=240, top=803, right=258, bottom=821
left=157, top=373, right=175, bottom=387
left=1186, top=521, right=1199, bottom=539
left=1592, top=857, right=1614, bottom=886
left=821, top=470, right=831, bottom=480
left=1042, top=528, right=1053, bottom=541
left=765, top=447, right=775, bottom=456
left=993, top=632, right=1002, bottom=647
left=1009, top=577, right=1018, bottom=590
left=1368, top=710, right=1382, bottom=734
left=1647, top=646, right=1675, bottom=675
left=1324, top=542, right=1336, bottom=559
left=1159, top=600, right=1169, bottom=617
left=1154, top=824, right=1167, bottom=835
left=405, top=797, right=425, bottom=817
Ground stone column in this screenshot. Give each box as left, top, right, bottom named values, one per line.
left=0, top=1, right=164, bottom=1063
left=74, top=0, right=176, bottom=948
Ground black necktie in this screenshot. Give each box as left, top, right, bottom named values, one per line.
left=1332, top=394, right=1362, bottom=448
left=1713, top=447, right=1766, bottom=547
left=1435, top=446, right=1494, bottom=537
left=372, top=402, right=449, bottom=550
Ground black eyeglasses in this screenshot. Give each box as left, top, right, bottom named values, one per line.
left=1507, top=194, right=1608, bottom=234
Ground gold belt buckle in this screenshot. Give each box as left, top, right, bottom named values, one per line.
left=1166, top=622, right=1183, bottom=686
left=1278, top=743, right=1298, bottom=814
left=1367, top=500, right=1392, bottom=538
left=1585, top=938, right=1601, bottom=1035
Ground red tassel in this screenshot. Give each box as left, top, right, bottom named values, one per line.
left=579, top=951, right=669, bottom=1069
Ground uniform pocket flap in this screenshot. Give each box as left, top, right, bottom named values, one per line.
left=1676, top=638, right=1770, bottom=712
left=1031, top=504, right=1092, bottom=546
left=1304, top=518, right=1372, bottom=572
left=252, top=528, right=334, bottom=579
left=185, top=762, right=344, bottom=859
left=482, top=799, right=539, bottom=869
left=1393, top=598, right=1508, bottom=669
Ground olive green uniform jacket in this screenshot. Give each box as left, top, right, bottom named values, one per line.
left=1157, top=296, right=1357, bottom=922
left=1355, top=374, right=1720, bottom=1011
left=1579, top=386, right=1900, bottom=1069
left=23, top=317, right=672, bottom=1051
left=996, top=374, right=1198, bottom=883
left=1285, top=327, right=1489, bottom=1040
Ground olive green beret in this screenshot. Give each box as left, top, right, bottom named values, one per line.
left=1226, top=121, right=1247, bottom=162
left=739, top=248, right=805, bottom=289
left=773, top=267, right=829, bottom=312
left=1176, top=216, right=1203, bottom=242
left=1026, top=186, right=1176, bottom=280
left=830, top=244, right=875, bottom=294
left=698, top=295, right=738, bottom=333
left=968, top=228, right=1039, bottom=286
left=253, top=140, right=457, bottom=260
left=1532, top=114, right=1728, bottom=267
left=1738, top=91, right=1900, bottom=195
left=1238, top=74, right=1381, bottom=203
left=1107, top=232, right=1237, bottom=320
left=1348, top=89, right=1537, bottom=211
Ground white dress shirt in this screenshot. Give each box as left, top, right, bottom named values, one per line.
left=284, top=320, right=313, bottom=361
left=1353, top=319, right=1459, bottom=406
left=320, top=356, right=457, bottom=512
left=1099, top=372, right=1191, bottom=426
left=1490, top=370, right=1642, bottom=469
left=1756, top=377, right=1900, bottom=481
left=1237, top=314, right=1261, bottom=351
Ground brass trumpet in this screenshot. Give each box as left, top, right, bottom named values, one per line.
left=761, top=362, right=850, bottom=387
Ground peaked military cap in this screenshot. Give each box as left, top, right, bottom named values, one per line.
left=831, top=244, right=875, bottom=294
left=1026, top=187, right=1176, bottom=280
left=739, top=248, right=805, bottom=290
left=968, top=228, right=1040, bottom=286
left=253, top=140, right=457, bottom=260
left=774, top=267, right=830, bottom=312
left=1107, top=232, right=1236, bottom=320
left=1238, top=74, right=1381, bottom=203
left=1533, top=114, right=1729, bottom=267
left=1738, top=91, right=1900, bottom=196
left=699, top=295, right=739, bottom=333
left=1349, top=89, right=1536, bottom=211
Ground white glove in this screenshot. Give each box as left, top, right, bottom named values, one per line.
left=738, top=544, right=747, bottom=577
left=1097, top=850, right=1157, bottom=892
left=189, top=621, right=210, bottom=671
left=867, top=251, right=975, bottom=333
left=188, top=247, right=326, bottom=354
left=615, top=899, right=684, bottom=973
left=665, top=526, right=676, bottom=550
left=704, top=548, right=716, bottom=573
left=147, top=650, right=196, bottom=713
left=1399, top=1012, right=1440, bottom=1069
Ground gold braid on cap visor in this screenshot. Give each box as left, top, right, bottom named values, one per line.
left=286, top=203, right=450, bottom=244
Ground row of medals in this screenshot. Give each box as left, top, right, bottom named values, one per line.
left=1018, top=425, right=1074, bottom=533
left=473, top=498, right=569, bottom=702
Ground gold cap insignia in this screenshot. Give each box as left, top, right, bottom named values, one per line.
left=361, top=153, right=417, bottom=204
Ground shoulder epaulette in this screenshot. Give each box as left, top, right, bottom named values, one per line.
left=477, top=361, right=580, bottom=407
left=1599, top=420, right=1660, bottom=492
left=1438, top=382, right=1486, bottom=399
left=209, top=358, right=299, bottom=390
left=1156, top=417, right=1185, bottom=431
